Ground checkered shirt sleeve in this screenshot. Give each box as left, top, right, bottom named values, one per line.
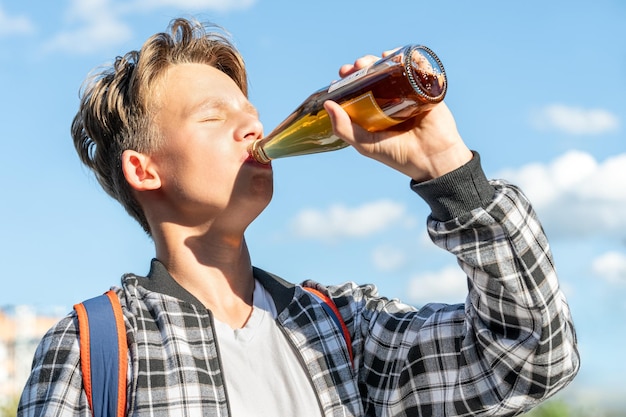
left=16, top=314, right=91, bottom=416
left=326, top=180, right=580, bottom=416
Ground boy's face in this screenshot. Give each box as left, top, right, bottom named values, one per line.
left=147, top=62, right=273, bottom=231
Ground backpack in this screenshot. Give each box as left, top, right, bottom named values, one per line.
left=74, top=286, right=352, bottom=417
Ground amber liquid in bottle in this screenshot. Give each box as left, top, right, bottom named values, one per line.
left=249, top=45, right=447, bottom=164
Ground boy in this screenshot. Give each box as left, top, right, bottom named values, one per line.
left=18, top=17, right=579, bottom=416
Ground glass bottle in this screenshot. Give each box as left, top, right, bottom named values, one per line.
left=248, top=44, right=447, bottom=164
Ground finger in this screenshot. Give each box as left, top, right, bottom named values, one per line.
left=381, top=47, right=402, bottom=58
left=338, top=54, right=379, bottom=77
left=324, top=100, right=356, bottom=144
left=338, top=63, right=355, bottom=77
left=353, top=55, right=379, bottom=69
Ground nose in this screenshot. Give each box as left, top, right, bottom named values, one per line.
left=236, top=112, right=264, bottom=142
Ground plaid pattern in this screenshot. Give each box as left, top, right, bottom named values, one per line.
left=18, top=181, right=579, bottom=417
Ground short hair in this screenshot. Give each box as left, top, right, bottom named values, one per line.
left=71, top=17, right=248, bottom=235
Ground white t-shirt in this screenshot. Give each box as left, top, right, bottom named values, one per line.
left=213, top=281, right=323, bottom=417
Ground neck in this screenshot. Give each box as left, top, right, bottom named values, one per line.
left=152, top=223, right=256, bottom=329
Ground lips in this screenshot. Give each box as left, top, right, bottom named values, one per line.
left=244, top=154, right=272, bottom=169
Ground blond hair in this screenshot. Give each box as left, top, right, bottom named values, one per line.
left=71, top=18, right=247, bottom=235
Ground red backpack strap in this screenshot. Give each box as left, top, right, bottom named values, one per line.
left=74, top=290, right=127, bottom=417
left=303, top=287, right=354, bottom=367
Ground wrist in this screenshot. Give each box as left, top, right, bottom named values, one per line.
left=408, top=142, right=473, bottom=182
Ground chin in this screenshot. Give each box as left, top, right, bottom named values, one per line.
left=239, top=197, right=272, bottom=229
left=248, top=174, right=273, bottom=200
left=232, top=172, right=273, bottom=216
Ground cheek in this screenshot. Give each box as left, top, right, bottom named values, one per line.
left=160, top=155, right=220, bottom=198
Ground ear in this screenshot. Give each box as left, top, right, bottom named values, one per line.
left=121, top=150, right=162, bottom=191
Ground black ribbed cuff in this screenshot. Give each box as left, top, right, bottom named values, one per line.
left=410, top=151, right=495, bottom=222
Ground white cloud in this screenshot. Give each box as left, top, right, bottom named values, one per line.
left=128, top=0, right=256, bottom=12
left=592, top=251, right=626, bottom=285
left=497, top=151, right=626, bottom=238
left=371, top=245, right=407, bottom=271
left=530, top=104, right=620, bottom=135
left=407, top=265, right=467, bottom=305
left=43, top=0, right=132, bottom=54
left=0, top=5, right=35, bottom=36
left=290, top=200, right=412, bottom=242
left=43, top=0, right=256, bottom=55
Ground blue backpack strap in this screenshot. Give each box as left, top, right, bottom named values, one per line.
left=74, top=290, right=127, bottom=417
left=303, top=287, right=354, bottom=367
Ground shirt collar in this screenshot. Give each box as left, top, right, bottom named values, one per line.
left=138, top=258, right=296, bottom=314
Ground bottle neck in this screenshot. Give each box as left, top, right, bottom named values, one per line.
left=248, top=139, right=271, bottom=164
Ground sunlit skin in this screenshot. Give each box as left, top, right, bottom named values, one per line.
left=119, top=51, right=472, bottom=329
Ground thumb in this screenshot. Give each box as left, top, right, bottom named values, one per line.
left=324, top=100, right=357, bottom=145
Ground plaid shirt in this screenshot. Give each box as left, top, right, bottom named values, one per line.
left=18, top=156, right=579, bottom=417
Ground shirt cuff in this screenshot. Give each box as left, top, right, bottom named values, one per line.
left=410, top=151, right=496, bottom=222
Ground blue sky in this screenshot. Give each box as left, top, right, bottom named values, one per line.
left=1, top=0, right=625, bottom=411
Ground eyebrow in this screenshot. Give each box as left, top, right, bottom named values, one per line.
left=243, top=101, right=260, bottom=118
left=191, top=97, right=259, bottom=118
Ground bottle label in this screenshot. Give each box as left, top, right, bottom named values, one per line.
left=328, top=68, right=368, bottom=93
left=341, top=91, right=401, bottom=131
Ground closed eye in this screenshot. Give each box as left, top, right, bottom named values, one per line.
left=200, top=116, right=225, bottom=123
